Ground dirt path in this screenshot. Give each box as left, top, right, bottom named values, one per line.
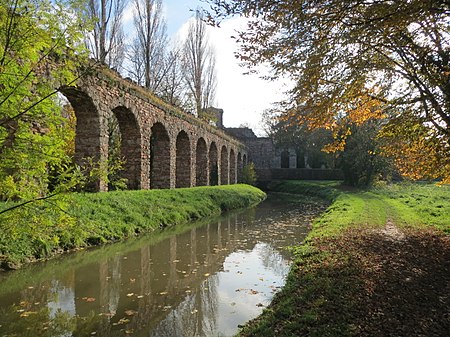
left=348, top=225, right=450, bottom=336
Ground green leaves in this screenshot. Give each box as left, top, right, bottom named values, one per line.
left=0, top=0, right=88, bottom=200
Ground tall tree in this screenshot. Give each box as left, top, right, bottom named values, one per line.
left=207, top=0, right=450, bottom=183
left=182, top=10, right=217, bottom=117
left=159, top=45, right=186, bottom=106
left=129, top=0, right=167, bottom=90
left=84, top=0, right=127, bottom=69
left=0, top=0, right=87, bottom=200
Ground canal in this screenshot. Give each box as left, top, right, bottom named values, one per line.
left=0, top=196, right=322, bottom=336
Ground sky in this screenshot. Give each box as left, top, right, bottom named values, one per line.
left=159, top=0, right=288, bottom=135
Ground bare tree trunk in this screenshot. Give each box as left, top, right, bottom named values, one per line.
left=182, top=10, right=217, bottom=118
left=129, top=0, right=168, bottom=92
left=85, top=0, right=126, bottom=70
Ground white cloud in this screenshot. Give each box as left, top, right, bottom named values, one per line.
left=175, top=16, right=289, bottom=136
left=208, top=17, right=289, bottom=136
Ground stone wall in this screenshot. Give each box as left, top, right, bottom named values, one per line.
left=61, top=66, right=247, bottom=191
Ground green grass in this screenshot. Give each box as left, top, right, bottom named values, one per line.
left=237, top=180, right=450, bottom=337
left=0, top=184, right=265, bottom=269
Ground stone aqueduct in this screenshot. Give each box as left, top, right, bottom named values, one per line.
left=60, top=67, right=248, bottom=191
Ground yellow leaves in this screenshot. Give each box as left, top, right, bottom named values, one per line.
left=81, top=297, right=96, bottom=302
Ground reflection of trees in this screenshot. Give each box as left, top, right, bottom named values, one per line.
left=255, top=243, right=290, bottom=278
left=0, top=199, right=312, bottom=336
left=148, top=275, right=219, bottom=337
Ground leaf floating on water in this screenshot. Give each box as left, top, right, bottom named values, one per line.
left=82, top=297, right=96, bottom=302
left=117, top=318, right=130, bottom=325
left=204, top=273, right=210, bottom=277
left=124, top=310, right=136, bottom=316
left=125, top=330, right=134, bottom=334
left=159, top=291, right=168, bottom=295
left=129, top=278, right=136, bottom=283
left=173, top=259, right=180, bottom=263
left=137, top=295, right=144, bottom=299
left=126, top=293, right=134, bottom=297
left=191, top=309, right=198, bottom=314
left=20, top=311, right=37, bottom=317
left=249, top=289, right=259, bottom=295
left=256, top=303, right=265, bottom=307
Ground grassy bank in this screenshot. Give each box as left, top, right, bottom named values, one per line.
left=238, top=181, right=450, bottom=337
left=0, top=184, right=265, bottom=270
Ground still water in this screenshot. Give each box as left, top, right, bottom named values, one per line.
left=0, top=197, right=318, bottom=337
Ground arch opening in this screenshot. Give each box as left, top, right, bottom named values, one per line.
left=111, top=106, right=141, bottom=190
left=229, top=149, right=236, bottom=184
left=237, top=152, right=243, bottom=183
left=150, top=122, right=171, bottom=189
left=196, top=138, right=208, bottom=186
left=220, top=145, right=228, bottom=185
left=281, top=150, right=290, bottom=168
left=209, top=142, right=218, bottom=186
left=175, top=131, right=191, bottom=188
left=60, top=87, right=105, bottom=191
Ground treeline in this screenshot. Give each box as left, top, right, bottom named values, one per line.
left=80, top=0, right=217, bottom=117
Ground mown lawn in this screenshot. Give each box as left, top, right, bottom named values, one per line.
left=238, top=181, right=450, bottom=337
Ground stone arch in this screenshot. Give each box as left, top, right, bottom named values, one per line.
left=220, top=145, right=229, bottom=185
left=237, top=152, right=243, bottom=183
left=150, top=122, right=171, bottom=189
left=111, top=106, right=141, bottom=190
left=195, top=137, right=208, bottom=186
left=281, top=150, right=290, bottom=168
left=60, top=87, right=106, bottom=191
left=229, top=149, right=236, bottom=184
left=209, top=142, right=218, bottom=186
left=175, top=130, right=191, bottom=188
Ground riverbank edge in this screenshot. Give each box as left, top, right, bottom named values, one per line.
left=237, top=180, right=450, bottom=336
left=0, top=184, right=266, bottom=271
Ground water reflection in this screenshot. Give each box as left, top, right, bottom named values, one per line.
left=0, top=198, right=314, bottom=337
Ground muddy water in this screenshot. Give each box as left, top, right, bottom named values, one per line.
left=0, top=196, right=317, bottom=337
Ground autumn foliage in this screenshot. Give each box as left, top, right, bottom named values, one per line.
left=207, top=0, right=450, bottom=184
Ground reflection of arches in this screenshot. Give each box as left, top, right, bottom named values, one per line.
left=175, top=131, right=191, bottom=188
left=209, top=142, right=218, bottom=186
left=237, top=152, right=243, bottom=183
left=112, top=106, right=141, bottom=189
left=60, top=87, right=105, bottom=191
left=281, top=150, right=290, bottom=168
left=196, top=138, right=208, bottom=186
left=220, top=145, right=228, bottom=185
left=150, top=122, right=170, bottom=189
left=229, top=149, right=236, bottom=184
